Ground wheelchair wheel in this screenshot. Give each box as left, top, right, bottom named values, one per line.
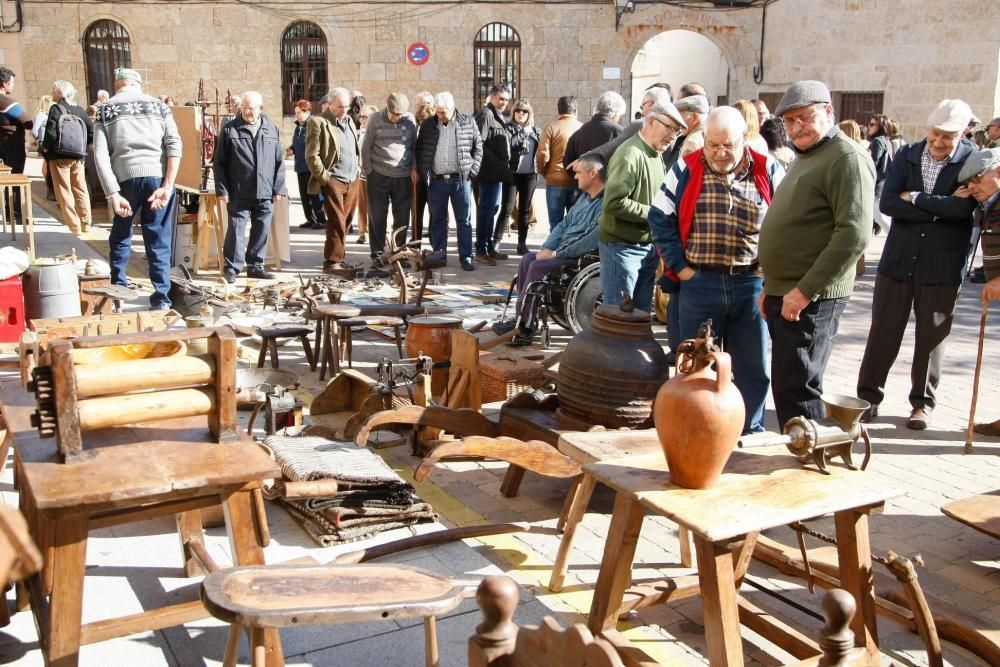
left=564, top=262, right=603, bottom=334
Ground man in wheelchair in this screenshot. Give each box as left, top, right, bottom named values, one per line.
left=494, top=154, right=606, bottom=345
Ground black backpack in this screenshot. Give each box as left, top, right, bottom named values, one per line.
left=54, top=103, right=87, bottom=159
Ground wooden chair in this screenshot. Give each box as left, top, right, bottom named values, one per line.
left=469, top=575, right=870, bottom=667
left=201, top=562, right=477, bottom=667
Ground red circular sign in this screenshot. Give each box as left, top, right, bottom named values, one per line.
left=407, top=42, right=430, bottom=66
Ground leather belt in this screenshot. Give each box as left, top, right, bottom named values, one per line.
left=691, top=262, right=760, bottom=275
left=433, top=173, right=461, bottom=180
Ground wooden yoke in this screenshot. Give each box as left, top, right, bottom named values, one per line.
left=30, top=327, right=240, bottom=461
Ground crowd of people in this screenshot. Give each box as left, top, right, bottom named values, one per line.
left=2, top=63, right=999, bottom=435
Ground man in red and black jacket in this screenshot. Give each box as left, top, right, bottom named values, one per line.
left=649, top=106, right=784, bottom=435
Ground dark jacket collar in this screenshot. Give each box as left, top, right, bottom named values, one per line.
left=904, top=137, right=975, bottom=165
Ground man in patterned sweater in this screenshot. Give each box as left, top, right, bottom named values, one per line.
left=650, top=107, right=784, bottom=434
left=94, top=68, right=182, bottom=310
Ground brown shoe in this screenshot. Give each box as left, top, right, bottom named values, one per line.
left=973, top=419, right=1000, bottom=437
left=489, top=250, right=509, bottom=260
left=906, top=407, right=930, bottom=430
left=474, top=253, right=496, bottom=266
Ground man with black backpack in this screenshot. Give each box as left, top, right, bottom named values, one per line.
left=41, top=79, right=93, bottom=235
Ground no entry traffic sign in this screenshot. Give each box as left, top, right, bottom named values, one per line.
left=407, top=42, right=430, bottom=66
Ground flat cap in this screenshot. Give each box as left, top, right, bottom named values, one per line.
left=319, top=92, right=331, bottom=105
left=674, top=94, right=709, bottom=115
left=115, top=68, right=142, bottom=85
left=386, top=92, right=409, bottom=114
left=958, top=148, right=1000, bottom=183
left=774, top=80, right=831, bottom=116
left=927, top=99, right=973, bottom=133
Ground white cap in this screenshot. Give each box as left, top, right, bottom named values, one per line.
left=927, top=99, right=973, bottom=133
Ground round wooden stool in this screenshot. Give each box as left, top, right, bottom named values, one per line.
left=307, top=304, right=362, bottom=380
left=338, top=316, right=405, bottom=368
left=200, top=563, right=475, bottom=667
left=255, top=326, right=314, bottom=369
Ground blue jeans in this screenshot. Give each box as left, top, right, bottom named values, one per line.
left=679, top=271, right=769, bottom=434
left=224, top=198, right=274, bottom=274
left=476, top=180, right=503, bottom=255
left=599, top=241, right=658, bottom=311
left=108, top=177, right=176, bottom=309
left=427, top=176, right=473, bottom=263
left=764, top=295, right=849, bottom=426
left=545, top=184, right=576, bottom=230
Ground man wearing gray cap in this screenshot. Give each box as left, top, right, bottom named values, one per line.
left=664, top=93, right=710, bottom=169
left=757, top=80, right=874, bottom=427
left=856, top=99, right=978, bottom=430
left=361, top=92, right=417, bottom=263
left=94, top=67, right=182, bottom=310
left=954, top=148, right=1000, bottom=435
left=599, top=100, right=684, bottom=311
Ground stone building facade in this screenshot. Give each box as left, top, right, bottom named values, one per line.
left=0, top=0, right=997, bottom=142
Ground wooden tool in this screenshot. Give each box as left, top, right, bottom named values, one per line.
left=27, top=327, right=239, bottom=461
left=965, top=301, right=988, bottom=452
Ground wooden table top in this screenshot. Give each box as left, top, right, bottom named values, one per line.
left=562, top=430, right=899, bottom=543
left=1, top=382, right=280, bottom=515
left=942, top=490, right=1000, bottom=539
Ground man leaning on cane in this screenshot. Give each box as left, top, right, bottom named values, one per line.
left=955, top=148, right=1000, bottom=436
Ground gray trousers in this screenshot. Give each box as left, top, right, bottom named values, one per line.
left=366, top=171, right=411, bottom=259
left=856, top=273, right=961, bottom=411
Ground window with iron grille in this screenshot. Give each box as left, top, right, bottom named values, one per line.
left=833, top=91, right=884, bottom=125
left=82, top=20, right=132, bottom=106
left=474, top=23, right=520, bottom=112
left=280, top=21, right=328, bottom=116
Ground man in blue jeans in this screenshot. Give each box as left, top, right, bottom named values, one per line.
left=474, top=83, right=513, bottom=265
left=536, top=96, right=582, bottom=230
left=93, top=68, right=182, bottom=310
left=214, top=90, right=287, bottom=283
left=413, top=92, right=483, bottom=270
left=650, top=107, right=784, bottom=434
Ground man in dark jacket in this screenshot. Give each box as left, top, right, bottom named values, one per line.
left=413, top=91, right=483, bottom=271
left=857, top=99, right=978, bottom=430
left=474, top=83, right=513, bottom=265
left=0, top=67, right=32, bottom=220
left=213, top=90, right=287, bottom=282
left=562, top=91, right=625, bottom=174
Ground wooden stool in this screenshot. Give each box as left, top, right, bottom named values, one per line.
left=201, top=563, right=475, bottom=667
left=255, top=326, right=314, bottom=369
left=194, top=193, right=283, bottom=276
left=82, top=285, right=139, bottom=315
left=307, top=304, right=361, bottom=381
left=338, top=316, right=405, bottom=368
left=0, top=173, right=35, bottom=259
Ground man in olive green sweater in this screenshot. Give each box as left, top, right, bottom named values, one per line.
left=757, top=80, right=874, bottom=426
left=599, top=101, right=684, bottom=310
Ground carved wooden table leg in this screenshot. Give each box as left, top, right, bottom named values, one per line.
left=224, top=487, right=284, bottom=667
left=587, top=492, right=644, bottom=634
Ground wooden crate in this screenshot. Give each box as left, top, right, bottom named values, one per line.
left=480, top=352, right=548, bottom=404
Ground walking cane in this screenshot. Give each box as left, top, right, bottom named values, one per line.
left=411, top=178, right=420, bottom=246
left=966, top=301, right=989, bottom=452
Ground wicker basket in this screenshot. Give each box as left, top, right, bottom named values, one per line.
left=480, top=352, right=548, bottom=403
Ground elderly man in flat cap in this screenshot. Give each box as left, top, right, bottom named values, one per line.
left=757, top=80, right=874, bottom=427
left=664, top=93, right=710, bottom=169
left=856, top=99, right=978, bottom=430
left=952, top=148, right=1000, bottom=435
left=598, top=99, right=684, bottom=312
left=361, top=92, right=417, bottom=266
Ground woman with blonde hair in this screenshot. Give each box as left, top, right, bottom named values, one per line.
left=838, top=119, right=867, bottom=148
left=507, top=99, right=541, bottom=255
left=732, top=99, right=769, bottom=154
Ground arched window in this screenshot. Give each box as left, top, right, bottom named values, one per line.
left=474, top=23, right=521, bottom=111
left=82, top=19, right=132, bottom=105
left=281, top=21, right=328, bottom=115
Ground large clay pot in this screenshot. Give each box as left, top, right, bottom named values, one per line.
left=556, top=304, right=668, bottom=429
left=405, top=316, right=462, bottom=397
left=654, top=323, right=744, bottom=489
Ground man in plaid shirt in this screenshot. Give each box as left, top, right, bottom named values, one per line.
left=649, top=106, right=784, bottom=434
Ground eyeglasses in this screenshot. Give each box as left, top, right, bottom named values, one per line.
left=513, top=108, right=528, bottom=114
left=651, top=116, right=680, bottom=138
left=704, top=139, right=743, bottom=154
left=967, top=169, right=990, bottom=185
left=783, top=106, right=822, bottom=129
left=867, top=121, right=878, bottom=127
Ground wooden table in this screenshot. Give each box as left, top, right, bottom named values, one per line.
left=1, top=381, right=284, bottom=667
left=0, top=172, right=35, bottom=259
left=564, top=429, right=898, bottom=667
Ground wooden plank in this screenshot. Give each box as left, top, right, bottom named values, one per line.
left=941, top=490, right=1000, bottom=539
left=588, top=492, right=645, bottom=634
left=80, top=599, right=207, bottom=646
left=549, top=474, right=596, bottom=592
left=171, top=105, right=204, bottom=192
left=834, top=509, right=880, bottom=666
left=448, top=330, right=481, bottom=411
left=210, top=328, right=239, bottom=442
left=693, top=537, right=744, bottom=667
left=46, top=515, right=88, bottom=666
left=737, top=596, right=820, bottom=660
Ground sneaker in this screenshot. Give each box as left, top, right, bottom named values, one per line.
left=907, top=407, right=930, bottom=430
left=489, top=250, right=509, bottom=260
left=461, top=259, right=475, bottom=271
left=971, top=267, right=987, bottom=284
left=508, top=328, right=534, bottom=347
left=222, top=270, right=237, bottom=284
left=860, top=404, right=878, bottom=423
left=474, top=253, right=496, bottom=266
left=246, top=266, right=275, bottom=280
left=492, top=319, right=517, bottom=335
left=357, top=234, right=366, bottom=244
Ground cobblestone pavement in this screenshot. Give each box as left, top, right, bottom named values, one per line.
left=1, top=158, right=997, bottom=666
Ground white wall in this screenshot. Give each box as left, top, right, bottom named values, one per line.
left=630, top=29, right=729, bottom=114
